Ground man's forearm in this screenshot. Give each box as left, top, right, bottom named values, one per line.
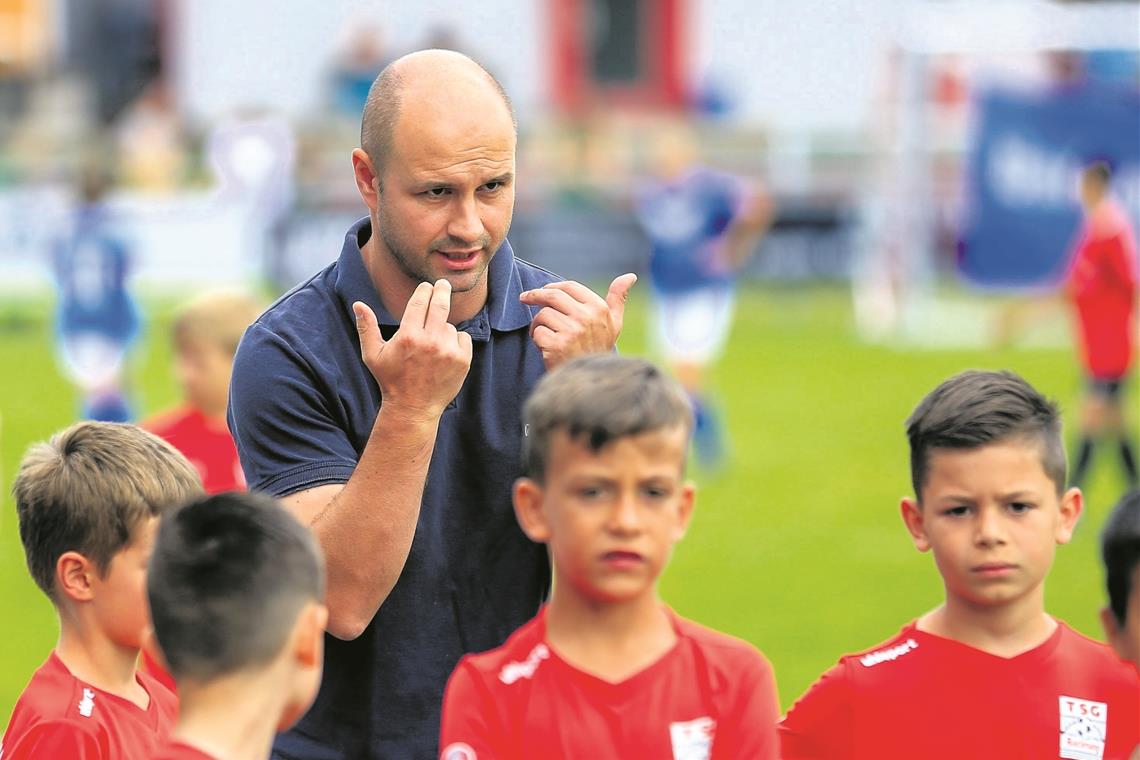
left=311, top=405, right=441, bottom=640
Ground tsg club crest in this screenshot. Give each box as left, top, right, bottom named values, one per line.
left=1059, top=695, right=1107, bottom=760
left=670, top=716, right=716, bottom=760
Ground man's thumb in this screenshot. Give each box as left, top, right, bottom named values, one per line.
left=353, top=301, right=385, bottom=363
left=605, top=273, right=638, bottom=315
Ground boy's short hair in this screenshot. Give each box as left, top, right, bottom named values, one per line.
left=172, top=290, right=263, bottom=357
left=148, top=491, right=324, bottom=682
left=13, top=422, right=203, bottom=599
left=1102, top=489, right=1140, bottom=627
left=521, top=354, right=693, bottom=482
left=906, top=370, right=1066, bottom=499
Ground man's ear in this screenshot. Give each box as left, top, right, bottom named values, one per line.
left=513, top=478, right=551, bottom=544
left=56, top=551, right=97, bottom=602
left=900, top=498, right=931, bottom=552
left=351, top=148, right=380, bottom=211
left=1055, top=487, right=1083, bottom=545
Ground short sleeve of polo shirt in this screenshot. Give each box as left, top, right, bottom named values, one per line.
left=778, top=663, right=854, bottom=760
left=2, top=719, right=104, bottom=760
left=228, top=319, right=360, bottom=496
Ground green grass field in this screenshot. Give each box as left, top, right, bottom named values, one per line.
left=0, top=284, right=1134, bottom=726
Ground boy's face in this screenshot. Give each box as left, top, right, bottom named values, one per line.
left=175, top=336, right=234, bottom=417
left=901, top=440, right=1081, bottom=612
left=91, top=516, right=158, bottom=651
left=513, top=426, right=694, bottom=605
left=1101, top=566, right=1140, bottom=671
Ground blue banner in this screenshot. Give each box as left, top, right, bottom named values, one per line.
left=961, top=84, right=1140, bottom=288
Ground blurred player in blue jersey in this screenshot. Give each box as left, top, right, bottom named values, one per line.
left=53, top=164, right=141, bottom=422
left=633, top=124, right=773, bottom=467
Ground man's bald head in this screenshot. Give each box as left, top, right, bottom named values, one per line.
left=360, top=49, right=516, bottom=177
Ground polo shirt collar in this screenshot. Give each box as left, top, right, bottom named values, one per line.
left=333, top=218, right=534, bottom=340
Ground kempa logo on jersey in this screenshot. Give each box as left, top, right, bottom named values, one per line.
left=498, top=643, right=550, bottom=685
left=669, top=717, right=715, bottom=760
left=1059, top=696, right=1107, bottom=760
left=858, top=638, right=918, bottom=668
left=77, top=688, right=96, bottom=718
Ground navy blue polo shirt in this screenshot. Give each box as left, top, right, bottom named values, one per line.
left=228, top=218, right=556, bottom=760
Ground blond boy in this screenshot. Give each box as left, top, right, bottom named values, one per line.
left=2, top=422, right=202, bottom=759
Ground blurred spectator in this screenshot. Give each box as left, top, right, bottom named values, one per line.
left=52, top=159, right=140, bottom=422
left=114, top=80, right=188, bottom=192
left=633, top=123, right=773, bottom=467
left=1067, top=161, right=1138, bottom=492
left=143, top=291, right=263, bottom=494
left=327, top=24, right=390, bottom=119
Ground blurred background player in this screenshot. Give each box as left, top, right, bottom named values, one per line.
left=144, top=291, right=263, bottom=494
left=3, top=422, right=202, bottom=760
left=1100, top=489, right=1140, bottom=673
left=148, top=492, right=327, bottom=760
left=440, top=355, right=780, bottom=759
left=1067, top=161, right=1138, bottom=492
left=779, top=370, right=1139, bottom=759
left=633, top=123, right=773, bottom=468
left=52, top=161, right=141, bottom=423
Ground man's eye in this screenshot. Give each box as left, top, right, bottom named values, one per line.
left=482, top=181, right=502, bottom=191
left=425, top=187, right=448, bottom=197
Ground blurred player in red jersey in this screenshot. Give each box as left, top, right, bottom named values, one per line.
left=144, top=291, right=262, bottom=494
left=148, top=492, right=327, bottom=760
left=779, top=370, right=1140, bottom=759
left=439, top=355, right=780, bottom=760
left=2, top=423, right=202, bottom=760
left=1067, top=162, right=1139, bottom=491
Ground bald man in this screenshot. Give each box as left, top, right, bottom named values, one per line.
left=228, top=50, right=636, bottom=758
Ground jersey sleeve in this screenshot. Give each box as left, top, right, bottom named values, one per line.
left=439, top=658, right=509, bottom=760
left=2, top=719, right=105, bottom=760
left=1105, top=231, right=1138, bottom=298
left=227, top=321, right=360, bottom=496
left=711, top=649, right=781, bottom=760
left=778, top=662, right=855, bottom=760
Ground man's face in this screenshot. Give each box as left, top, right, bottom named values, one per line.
left=521, top=427, right=694, bottom=605
left=902, top=440, right=1081, bottom=612
left=371, top=90, right=516, bottom=297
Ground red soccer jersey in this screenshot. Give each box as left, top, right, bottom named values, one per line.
left=1, top=652, right=178, bottom=760
left=1066, top=200, right=1139, bottom=379
left=151, top=739, right=218, bottom=760
left=439, top=606, right=780, bottom=760
left=143, top=406, right=246, bottom=494
left=779, top=620, right=1140, bottom=760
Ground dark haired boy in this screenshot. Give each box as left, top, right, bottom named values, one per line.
left=439, top=354, right=779, bottom=759
left=148, top=492, right=327, bottom=760
left=1101, top=490, right=1140, bottom=672
left=2, top=422, right=202, bottom=760
left=780, top=370, right=1139, bottom=760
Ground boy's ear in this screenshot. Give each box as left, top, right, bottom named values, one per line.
left=56, top=551, right=97, bottom=602
left=672, top=482, right=696, bottom=542
left=512, top=478, right=551, bottom=544
left=294, top=602, right=328, bottom=669
left=1055, top=487, right=1083, bottom=545
left=900, top=498, right=931, bottom=552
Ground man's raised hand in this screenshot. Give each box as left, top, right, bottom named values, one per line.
left=353, top=279, right=473, bottom=420
left=520, top=273, right=637, bottom=369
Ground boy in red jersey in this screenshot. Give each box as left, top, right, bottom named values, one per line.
left=439, top=355, right=780, bottom=760
left=143, top=290, right=262, bottom=494
left=1067, top=162, right=1138, bottom=490
left=148, top=492, right=327, bottom=760
left=780, top=370, right=1140, bottom=760
left=2, top=422, right=202, bottom=760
